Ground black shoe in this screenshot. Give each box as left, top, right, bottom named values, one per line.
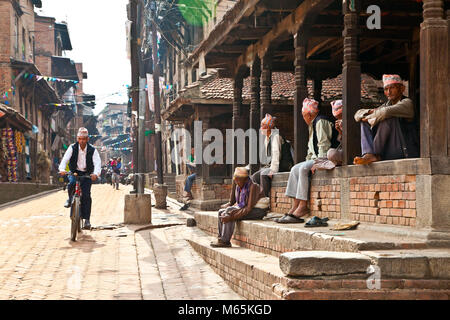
left=83, top=220, right=91, bottom=230
left=64, top=199, right=71, bottom=208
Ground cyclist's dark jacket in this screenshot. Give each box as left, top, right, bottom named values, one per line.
left=69, top=143, right=96, bottom=174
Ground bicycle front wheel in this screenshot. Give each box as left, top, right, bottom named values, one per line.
left=70, top=197, right=81, bottom=241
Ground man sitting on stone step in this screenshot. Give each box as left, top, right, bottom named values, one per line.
left=353, top=74, right=419, bottom=165
left=211, top=167, right=268, bottom=248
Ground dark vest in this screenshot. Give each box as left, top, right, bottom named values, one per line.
left=69, top=143, right=95, bottom=174
left=312, top=115, right=340, bottom=156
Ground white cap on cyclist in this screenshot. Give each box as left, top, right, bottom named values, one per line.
left=77, top=127, right=89, bottom=138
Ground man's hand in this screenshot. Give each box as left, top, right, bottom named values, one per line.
left=220, top=215, right=232, bottom=223
left=220, top=202, right=231, bottom=209
left=311, top=165, right=318, bottom=174
left=335, top=120, right=343, bottom=134
left=90, top=174, right=98, bottom=182
left=59, top=171, right=67, bottom=176
left=267, top=171, right=274, bottom=179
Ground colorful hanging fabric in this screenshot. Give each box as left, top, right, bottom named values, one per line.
left=15, top=131, right=25, bottom=154
left=1, top=128, right=18, bottom=182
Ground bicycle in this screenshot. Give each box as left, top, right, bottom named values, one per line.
left=67, top=172, right=92, bottom=242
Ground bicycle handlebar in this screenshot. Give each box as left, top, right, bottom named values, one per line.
left=67, top=172, right=92, bottom=179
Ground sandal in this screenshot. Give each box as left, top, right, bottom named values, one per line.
left=273, top=214, right=288, bottom=222
left=305, top=216, right=329, bottom=227
left=276, top=214, right=305, bottom=224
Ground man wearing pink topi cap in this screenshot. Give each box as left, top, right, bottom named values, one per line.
left=353, top=74, right=419, bottom=165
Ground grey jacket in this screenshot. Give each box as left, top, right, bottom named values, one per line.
left=354, top=98, right=414, bottom=128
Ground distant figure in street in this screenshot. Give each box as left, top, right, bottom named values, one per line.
left=183, top=148, right=196, bottom=200
left=59, top=127, right=101, bottom=230
left=100, top=166, right=107, bottom=184
left=112, top=157, right=122, bottom=190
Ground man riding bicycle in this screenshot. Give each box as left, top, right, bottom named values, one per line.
left=58, top=127, right=101, bottom=229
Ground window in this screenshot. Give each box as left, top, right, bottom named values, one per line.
left=22, top=27, right=26, bottom=60
left=14, top=16, right=19, bottom=57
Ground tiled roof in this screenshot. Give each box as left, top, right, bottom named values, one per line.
left=200, top=72, right=384, bottom=103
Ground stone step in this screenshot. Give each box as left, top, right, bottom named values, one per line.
left=186, top=226, right=450, bottom=299
left=194, top=211, right=434, bottom=257
left=185, top=226, right=284, bottom=300
left=361, top=249, right=450, bottom=279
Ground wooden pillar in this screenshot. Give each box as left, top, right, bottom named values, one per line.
left=232, top=75, right=245, bottom=172
left=342, top=3, right=361, bottom=165
left=260, top=53, right=273, bottom=118
left=447, top=9, right=450, bottom=156
left=313, top=79, right=322, bottom=104
left=293, top=30, right=309, bottom=163
left=201, top=116, right=211, bottom=183
left=250, top=57, right=261, bottom=174
left=420, top=0, right=448, bottom=158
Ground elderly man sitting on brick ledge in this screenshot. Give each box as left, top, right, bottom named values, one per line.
left=353, top=74, right=419, bottom=165
left=211, top=167, right=268, bottom=248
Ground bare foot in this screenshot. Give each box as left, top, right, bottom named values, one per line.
left=287, top=206, right=296, bottom=215
left=353, top=154, right=380, bottom=165
left=292, top=205, right=310, bottom=218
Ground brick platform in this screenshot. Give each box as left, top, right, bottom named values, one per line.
left=187, top=226, right=450, bottom=300
left=271, top=158, right=449, bottom=236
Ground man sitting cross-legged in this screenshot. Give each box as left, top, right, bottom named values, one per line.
left=353, top=74, right=419, bottom=165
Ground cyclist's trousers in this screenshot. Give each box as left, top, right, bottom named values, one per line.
left=68, top=173, right=93, bottom=220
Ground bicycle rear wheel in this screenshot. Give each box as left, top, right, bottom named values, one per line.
left=70, top=197, right=81, bottom=241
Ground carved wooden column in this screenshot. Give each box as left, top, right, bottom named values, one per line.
left=342, top=3, right=361, bottom=165
left=420, top=0, right=448, bottom=158
left=447, top=9, right=450, bottom=156
left=201, top=116, right=211, bottom=183
left=260, top=52, right=273, bottom=118
left=293, top=30, right=309, bottom=163
left=250, top=57, right=261, bottom=174
left=232, top=75, right=245, bottom=172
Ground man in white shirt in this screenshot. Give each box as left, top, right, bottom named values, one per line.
left=251, top=114, right=282, bottom=197
left=59, top=127, right=101, bottom=229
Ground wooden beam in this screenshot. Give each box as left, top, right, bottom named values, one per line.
left=185, top=0, right=262, bottom=67
left=228, top=27, right=272, bottom=40
left=213, top=45, right=248, bottom=54
left=234, top=0, right=335, bottom=75
left=259, top=0, right=303, bottom=12
left=307, top=38, right=338, bottom=58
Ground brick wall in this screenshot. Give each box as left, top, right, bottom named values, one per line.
left=0, top=1, right=12, bottom=94
left=349, top=175, right=416, bottom=227
left=175, top=176, right=232, bottom=203
left=270, top=174, right=417, bottom=227
left=34, top=15, right=56, bottom=75
left=310, top=177, right=341, bottom=219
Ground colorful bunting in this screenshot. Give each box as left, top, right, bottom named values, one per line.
left=24, top=73, right=80, bottom=84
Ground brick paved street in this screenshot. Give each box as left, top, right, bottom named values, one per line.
left=0, top=184, right=241, bottom=300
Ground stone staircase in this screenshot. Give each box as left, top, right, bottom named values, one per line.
left=183, top=210, right=450, bottom=300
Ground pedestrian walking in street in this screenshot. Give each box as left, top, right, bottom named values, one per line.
left=112, top=157, right=122, bottom=190
left=58, top=127, right=101, bottom=230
